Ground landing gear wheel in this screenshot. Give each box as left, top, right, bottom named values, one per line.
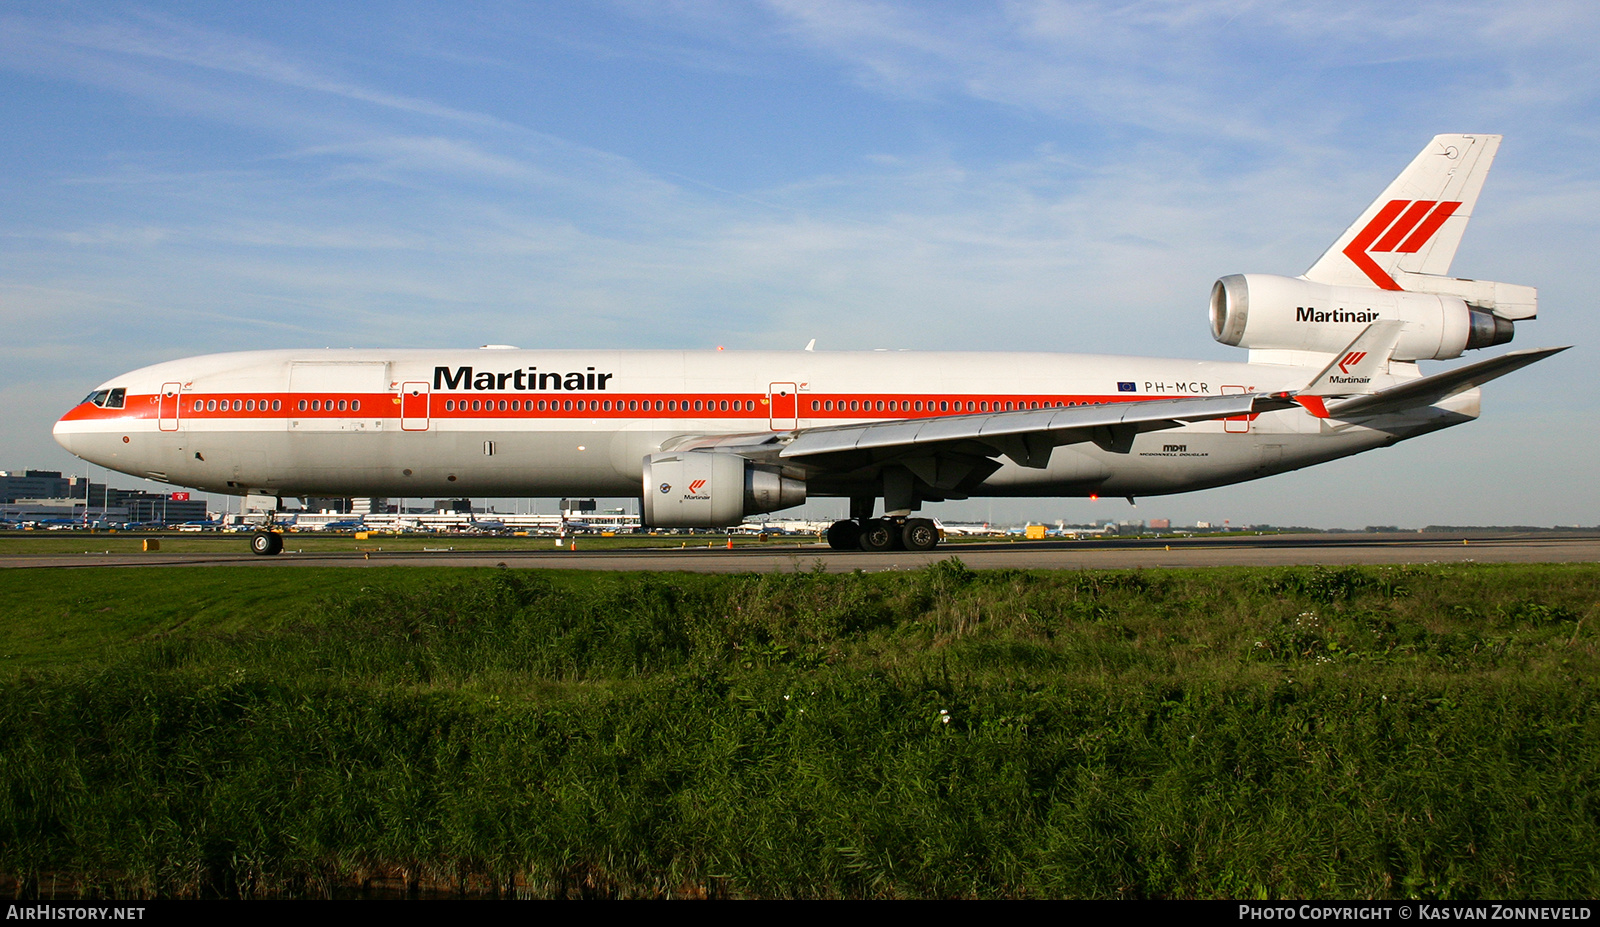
left=858, top=518, right=897, bottom=552
left=250, top=531, right=284, bottom=556
left=902, top=518, right=939, bottom=552
left=826, top=520, right=862, bottom=551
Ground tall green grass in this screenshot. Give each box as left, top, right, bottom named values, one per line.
left=1, top=562, right=1596, bottom=898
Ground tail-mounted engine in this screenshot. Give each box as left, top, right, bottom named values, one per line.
left=642, top=451, right=806, bottom=527
left=1210, top=274, right=1529, bottom=360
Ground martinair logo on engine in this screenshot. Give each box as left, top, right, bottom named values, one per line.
left=685, top=479, right=708, bottom=500
left=1342, top=199, right=1463, bottom=290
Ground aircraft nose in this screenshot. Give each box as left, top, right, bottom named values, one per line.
left=52, top=412, right=79, bottom=455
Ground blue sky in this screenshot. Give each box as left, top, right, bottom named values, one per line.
left=2, top=1, right=1596, bottom=527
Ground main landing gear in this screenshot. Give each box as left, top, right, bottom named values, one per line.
left=826, top=516, right=940, bottom=552
left=250, top=530, right=284, bottom=556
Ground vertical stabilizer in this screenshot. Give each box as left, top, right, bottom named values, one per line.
left=1305, top=134, right=1501, bottom=290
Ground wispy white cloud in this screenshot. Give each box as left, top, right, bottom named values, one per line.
left=758, top=0, right=1600, bottom=150
left=0, top=9, right=515, bottom=130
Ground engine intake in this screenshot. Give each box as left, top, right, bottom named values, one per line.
left=642, top=451, right=806, bottom=527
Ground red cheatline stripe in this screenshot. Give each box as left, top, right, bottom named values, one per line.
left=1342, top=199, right=1410, bottom=290
left=1397, top=201, right=1460, bottom=253
left=1372, top=200, right=1436, bottom=252
left=67, top=390, right=1216, bottom=424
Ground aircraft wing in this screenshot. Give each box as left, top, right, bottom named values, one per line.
left=1321, top=345, right=1568, bottom=420
left=667, top=391, right=1299, bottom=480
left=778, top=392, right=1297, bottom=465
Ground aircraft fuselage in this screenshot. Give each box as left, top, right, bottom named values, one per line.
left=53, top=347, right=1471, bottom=505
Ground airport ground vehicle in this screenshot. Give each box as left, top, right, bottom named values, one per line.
left=54, top=135, right=1564, bottom=553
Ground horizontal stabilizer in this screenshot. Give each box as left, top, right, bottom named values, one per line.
left=1391, top=272, right=1537, bottom=320
left=1326, top=346, right=1568, bottom=419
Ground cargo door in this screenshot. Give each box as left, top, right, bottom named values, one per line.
left=288, top=362, right=388, bottom=433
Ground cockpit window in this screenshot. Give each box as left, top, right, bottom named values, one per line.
left=82, top=388, right=127, bottom=409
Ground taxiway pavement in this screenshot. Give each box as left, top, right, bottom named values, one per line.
left=3, top=532, right=1596, bottom=572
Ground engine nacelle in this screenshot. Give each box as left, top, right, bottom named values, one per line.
left=1210, top=274, right=1513, bottom=360
left=642, top=451, right=807, bottom=528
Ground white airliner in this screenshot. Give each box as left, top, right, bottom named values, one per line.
left=54, top=135, right=1566, bottom=555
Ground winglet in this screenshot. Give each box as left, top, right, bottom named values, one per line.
left=1300, top=320, right=1406, bottom=397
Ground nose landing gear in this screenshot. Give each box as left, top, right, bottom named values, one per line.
left=250, top=530, right=284, bottom=556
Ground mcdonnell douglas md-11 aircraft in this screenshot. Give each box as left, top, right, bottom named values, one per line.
left=55, top=135, right=1567, bottom=554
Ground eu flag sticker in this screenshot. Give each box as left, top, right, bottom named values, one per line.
left=1117, top=382, right=1136, bottom=392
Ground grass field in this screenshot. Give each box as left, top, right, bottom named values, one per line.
left=1, top=561, right=1596, bottom=899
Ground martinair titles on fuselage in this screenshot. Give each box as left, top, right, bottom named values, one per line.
left=433, top=365, right=616, bottom=392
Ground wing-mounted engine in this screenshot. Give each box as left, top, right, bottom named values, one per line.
left=642, top=451, right=806, bottom=527
left=1210, top=273, right=1521, bottom=361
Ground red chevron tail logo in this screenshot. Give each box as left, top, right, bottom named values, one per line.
left=1338, top=351, right=1367, bottom=374
left=1342, top=199, right=1462, bottom=290
left=688, top=479, right=707, bottom=495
